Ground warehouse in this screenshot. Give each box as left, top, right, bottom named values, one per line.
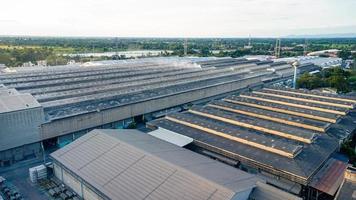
left=0, top=87, right=44, bottom=166
left=148, top=87, right=356, bottom=200
left=50, top=129, right=302, bottom=200
left=0, top=57, right=318, bottom=165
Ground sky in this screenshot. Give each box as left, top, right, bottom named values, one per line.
left=1, top=0, right=356, bottom=37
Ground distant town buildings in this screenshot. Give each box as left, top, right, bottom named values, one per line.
left=0, top=64, right=6, bottom=72
left=36, top=60, right=47, bottom=67
left=22, top=61, right=35, bottom=67
left=66, top=60, right=76, bottom=65
left=307, top=49, right=340, bottom=57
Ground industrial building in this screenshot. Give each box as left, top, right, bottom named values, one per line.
left=275, top=56, right=342, bottom=69
left=0, top=57, right=320, bottom=165
left=148, top=87, right=356, bottom=200
left=335, top=166, right=356, bottom=200
left=50, top=129, right=302, bottom=200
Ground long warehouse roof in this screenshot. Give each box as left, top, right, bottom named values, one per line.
left=0, top=58, right=296, bottom=121
left=51, top=129, right=260, bottom=200
left=148, top=87, right=356, bottom=185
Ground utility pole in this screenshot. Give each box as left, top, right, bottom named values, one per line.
left=115, top=37, right=118, bottom=58
left=303, top=38, right=308, bottom=56
left=248, top=34, right=251, bottom=47
left=274, top=38, right=281, bottom=58
left=184, top=38, right=188, bottom=56
left=292, top=61, right=299, bottom=89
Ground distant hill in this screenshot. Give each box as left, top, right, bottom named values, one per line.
left=286, top=33, right=356, bottom=38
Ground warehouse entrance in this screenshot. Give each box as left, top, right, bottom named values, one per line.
left=134, top=115, right=145, bottom=124
left=42, top=137, right=58, bottom=151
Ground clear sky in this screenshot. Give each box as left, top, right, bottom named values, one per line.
left=1, top=0, right=356, bottom=37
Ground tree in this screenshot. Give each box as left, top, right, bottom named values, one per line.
left=297, top=73, right=322, bottom=90
left=200, top=47, right=211, bottom=57
left=338, top=50, right=351, bottom=60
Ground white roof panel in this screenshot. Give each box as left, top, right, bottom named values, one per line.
left=148, top=127, right=193, bottom=147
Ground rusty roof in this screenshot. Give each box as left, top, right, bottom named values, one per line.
left=309, top=158, right=348, bottom=195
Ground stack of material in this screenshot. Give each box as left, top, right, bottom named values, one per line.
left=29, top=165, right=47, bottom=183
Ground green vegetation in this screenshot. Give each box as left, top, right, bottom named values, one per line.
left=338, top=50, right=352, bottom=60
left=341, top=139, right=356, bottom=167
left=0, top=47, right=54, bottom=67
left=1, top=36, right=356, bottom=67
left=297, top=67, right=356, bottom=93
left=126, top=122, right=137, bottom=129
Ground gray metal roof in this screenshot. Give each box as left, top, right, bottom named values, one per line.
left=148, top=118, right=338, bottom=184
left=189, top=105, right=318, bottom=143
left=147, top=87, right=351, bottom=185
left=241, top=92, right=349, bottom=113
left=225, top=96, right=340, bottom=121
left=0, top=88, right=41, bottom=114
left=249, top=182, right=302, bottom=200
left=0, top=58, right=294, bottom=121
left=327, top=110, right=356, bottom=140
left=335, top=180, right=356, bottom=200
left=51, top=129, right=259, bottom=200
left=208, top=100, right=330, bottom=132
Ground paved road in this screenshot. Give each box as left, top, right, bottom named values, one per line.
left=1, top=158, right=49, bottom=200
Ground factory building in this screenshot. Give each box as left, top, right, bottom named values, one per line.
left=50, top=129, right=302, bottom=200
left=0, top=86, right=44, bottom=166
left=335, top=166, right=356, bottom=200
left=148, top=87, right=356, bottom=200
left=276, top=56, right=342, bottom=69
left=0, top=57, right=319, bottom=165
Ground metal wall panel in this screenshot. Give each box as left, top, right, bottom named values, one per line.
left=0, top=107, right=44, bottom=152
left=63, top=169, right=82, bottom=197
left=54, top=163, right=63, bottom=181
left=41, top=76, right=262, bottom=140
left=83, top=185, right=102, bottom=200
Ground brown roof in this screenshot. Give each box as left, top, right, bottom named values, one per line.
left=310, top=158, right=348, bottom=195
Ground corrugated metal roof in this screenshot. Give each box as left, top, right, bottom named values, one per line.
left=147, top=87, right=349, bottom=185
left=148, top=127, right=193, bottom=147
left=335, top=180, right=356, bottom=200
left=51, top=129, right=259, bottom=200
left=0, top=89, right=41, bottom=114
left=149, top=118, right=338, bottom=184
left=249, top=182, right=302, bottom=200
left=309, top=158, right=348, bottom=195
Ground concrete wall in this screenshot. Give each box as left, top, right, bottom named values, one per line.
left=41, top=76, right=263, bottom=140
